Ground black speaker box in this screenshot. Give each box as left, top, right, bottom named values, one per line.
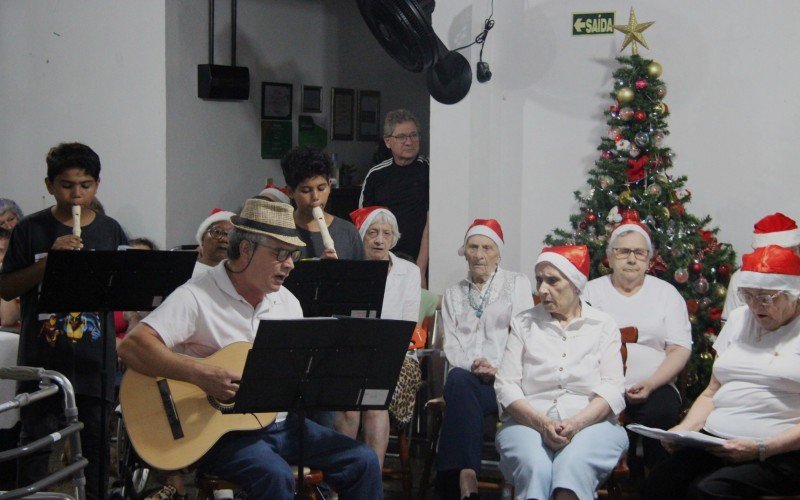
left=197, top=64, right=250, bottom=100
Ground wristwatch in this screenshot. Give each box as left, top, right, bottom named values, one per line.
left=757, top=440, right=767, bottom=462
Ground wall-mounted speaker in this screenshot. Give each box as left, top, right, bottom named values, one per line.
left=357, top=0, right=472, bottom=105
left=197, top=64, right=250, bottom=101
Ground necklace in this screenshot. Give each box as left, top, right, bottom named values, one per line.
left=468, top=270, right=497, bottom=318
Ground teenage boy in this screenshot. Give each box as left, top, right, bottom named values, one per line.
left=280, top=146, right=365, bottom=261
left=0, top=142, right=128, bottom=500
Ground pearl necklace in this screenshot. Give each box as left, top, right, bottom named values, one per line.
left=468, top=270, right=497, bottom=318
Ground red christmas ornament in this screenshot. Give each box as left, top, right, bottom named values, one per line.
left=585, top=212, right=598, bottom=224
left=648, top=253, right=668, bottom=274
left=614, top=133, right=623, bottom=142
left=691, top=261, right=703, bottom=273
left=610, top=104, right=620, bottom=114
left=621, top=208, right=641, bottom=220
left=626, top=155, right=650, bottom=182
left=634, top=110, right=647, bottom=121
left=579, top=222, right=587, bottom=230
left=602, top=256, right=609, bottom=267
left=708, top=307, right=723, bottom=321
left=717, top=264, right=732, bottom=278
left=686, top=299, right=699, bottom=314
left=669, top=202, right=686, bottom=216
left=705, top=326, right=716, bottom=336
left=600, top=151, right=612, bottom=159
left=635, top=78, right=648, bottom=90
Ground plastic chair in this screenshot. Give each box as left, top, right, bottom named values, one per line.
left=0, top=366, right=88, bottom=500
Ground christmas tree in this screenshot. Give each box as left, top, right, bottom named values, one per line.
left=544, top=9, right=737, bottom=402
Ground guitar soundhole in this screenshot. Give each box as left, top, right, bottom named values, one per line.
left=207, top=395, right=236, bottom=414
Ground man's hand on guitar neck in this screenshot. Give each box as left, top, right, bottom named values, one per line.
left=192, top=363, right=241, bottom=402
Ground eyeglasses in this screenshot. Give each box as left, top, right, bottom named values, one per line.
left=207, top=227, right=231, bottom=240
left=388, top=132, right=420, bottom=142
left=737, top=290, right=790, bottom=307
left=256, top=242, right=301, bottom=262
left=611, top=247, right=649, bottom=260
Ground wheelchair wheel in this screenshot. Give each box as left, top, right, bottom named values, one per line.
left=116, top=413, right=151, bottom=499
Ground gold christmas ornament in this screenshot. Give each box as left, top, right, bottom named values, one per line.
left=653, top=102, right=668, bottom=115
left=618, top=190, right=634, bottom=205
left=616, top=87, right=635, bottom=104
left=688, top=313, right=698, bottom=325
left=713, top=283, right=727, bottom=299
left=647, top=61, right=663, bottom=78
left=699, top=351, right=713, bottom=362
left=613, top=7, right=655, bottom=56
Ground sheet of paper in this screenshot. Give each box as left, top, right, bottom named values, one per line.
left=627, top=424, right=727, bottom=448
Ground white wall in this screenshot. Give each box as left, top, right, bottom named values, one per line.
left=164, top=0, right=430, bottom=246
left=429, top=0, right=800, bottom=293
left=0, top=0, right=167, bottom=245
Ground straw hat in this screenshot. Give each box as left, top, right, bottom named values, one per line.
left=231, top=198, right=306, bottom=247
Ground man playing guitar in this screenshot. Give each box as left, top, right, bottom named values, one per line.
left=118, top=198, right=382, bottom=500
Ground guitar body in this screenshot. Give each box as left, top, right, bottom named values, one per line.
left=120, top=342, right=276, bottom=470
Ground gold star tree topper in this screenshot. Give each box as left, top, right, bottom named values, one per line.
left=613, top=7, right=654, bottom=55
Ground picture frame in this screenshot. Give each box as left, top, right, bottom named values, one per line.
left=330, top=87, right=355, bottom=141
left=261, top=82, right=293, bottom=120
left=301, top=85, right=322, bottom=113
left=357, top=90, right=381, bottom=141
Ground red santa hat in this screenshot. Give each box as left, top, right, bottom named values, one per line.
left=258, top=183, right=291, bottom=205
left=751, top=213, right=800, bottom=249
left=608, top=210, right=652, bottom=253
left=536, top=245, right=591, bottom=292
left=196, top=208, right=236, bottom=245
left=458, top=219, right=505, bottom=256
left=739, top=245, right=800, bottom=295
left=349, top=206, right=399, bottom=248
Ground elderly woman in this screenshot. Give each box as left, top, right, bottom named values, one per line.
left=494, top=245, right=628, bottom=500
left=335, top=206, right=421, bottom=468
left=583, top=213, right=691, bottom=469
left=436, top=219, right=534, bottom=500
left=643, top=245, right=800, bottom=499
left=0, top=198, right=23, bottom=231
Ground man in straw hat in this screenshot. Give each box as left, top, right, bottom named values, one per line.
left=119, top=198, right=381, bottom=499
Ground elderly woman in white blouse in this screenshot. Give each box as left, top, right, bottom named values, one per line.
left=583, top=213, right=691, bottom=469
left=336, top=206, right=420, bottom=468
left=643, top=245, right=800, bottom=499
left=436, top=219, right=534, bottom=500
left=494, top=245, right=628, bottom=500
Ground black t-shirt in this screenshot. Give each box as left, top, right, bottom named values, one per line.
left=296, top=216, right=365, bottom=260
left=1, top=207, right=128, bottom=401
left=359, top=156, right=429, bottom=260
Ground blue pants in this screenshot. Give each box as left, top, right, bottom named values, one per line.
left=496, top=418, right=628, bottom=500
left=197, top=414, right=382, bottom=500
left=436, top=367, right=499, bottom=473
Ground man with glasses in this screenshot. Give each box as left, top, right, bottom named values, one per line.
left=118, top=198, right=382, bottom=500
left=723, top=213, right=800, bottom=321
left=360, top=109, right=430, bottom=286
left=193, top=208, right=236, bottom=277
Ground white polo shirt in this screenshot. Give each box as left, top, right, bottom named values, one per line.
left=495, top=301, right=626, bottom=421
left=705, top=306, right=800, bottom=440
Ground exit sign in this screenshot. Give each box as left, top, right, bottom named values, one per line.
left=572, top=12, right=615, bottom=36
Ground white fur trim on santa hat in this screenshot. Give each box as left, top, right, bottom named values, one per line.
left=358, top=208, right=400, bottom=249
left=458, top=226, right=504, bottom=256
left=196, top=211, right=236, bottom=245
left=258, top=187, right=291, bottom=205
left=752, top=229, right=800, bottom=249
left=536, top=252, right=588, bottom=292
left=738, top=271, right=800, bottom=295
left=608, top=224, right=652, bottom=253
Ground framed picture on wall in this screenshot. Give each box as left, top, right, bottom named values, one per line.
left=330, top=87, right=355, bottom=141
left=261, top=82, right=293, bottom=120
left=357, top=90, right=381, bottom=141
left=301, top=85, right=322, bottom=113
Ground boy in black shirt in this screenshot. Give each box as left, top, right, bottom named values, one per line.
left=0, top=142, right=128, bottom=500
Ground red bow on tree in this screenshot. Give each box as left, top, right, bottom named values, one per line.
left=627, top=154, right=649, bottom=182
left=648, top=253, right=668, bottom=275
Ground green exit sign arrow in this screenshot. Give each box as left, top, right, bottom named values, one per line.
left=573, top=12, right=615, bottom=35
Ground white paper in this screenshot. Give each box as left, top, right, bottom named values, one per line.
left=627, top=424, right=727, bottom=448
left=360, top=389, right=389, bottom=405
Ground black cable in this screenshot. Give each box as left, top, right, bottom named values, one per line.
left=453, top=0, right=495, bottom=56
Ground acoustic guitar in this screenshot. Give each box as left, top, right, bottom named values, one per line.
left=120, top=342, right=276, bottom=471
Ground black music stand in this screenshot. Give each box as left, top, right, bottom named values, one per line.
left=36, top=250, right=197, bottom=497
left=282, top=259, right=389, bottom=318
left=234, top=316, right=415, bottom=497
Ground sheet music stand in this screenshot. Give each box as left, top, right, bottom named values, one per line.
left=36, top=249, right=196, bottom=497
left=235, top=316, right=415, bottom=497
left=282, top=259, right=389, bottom=318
